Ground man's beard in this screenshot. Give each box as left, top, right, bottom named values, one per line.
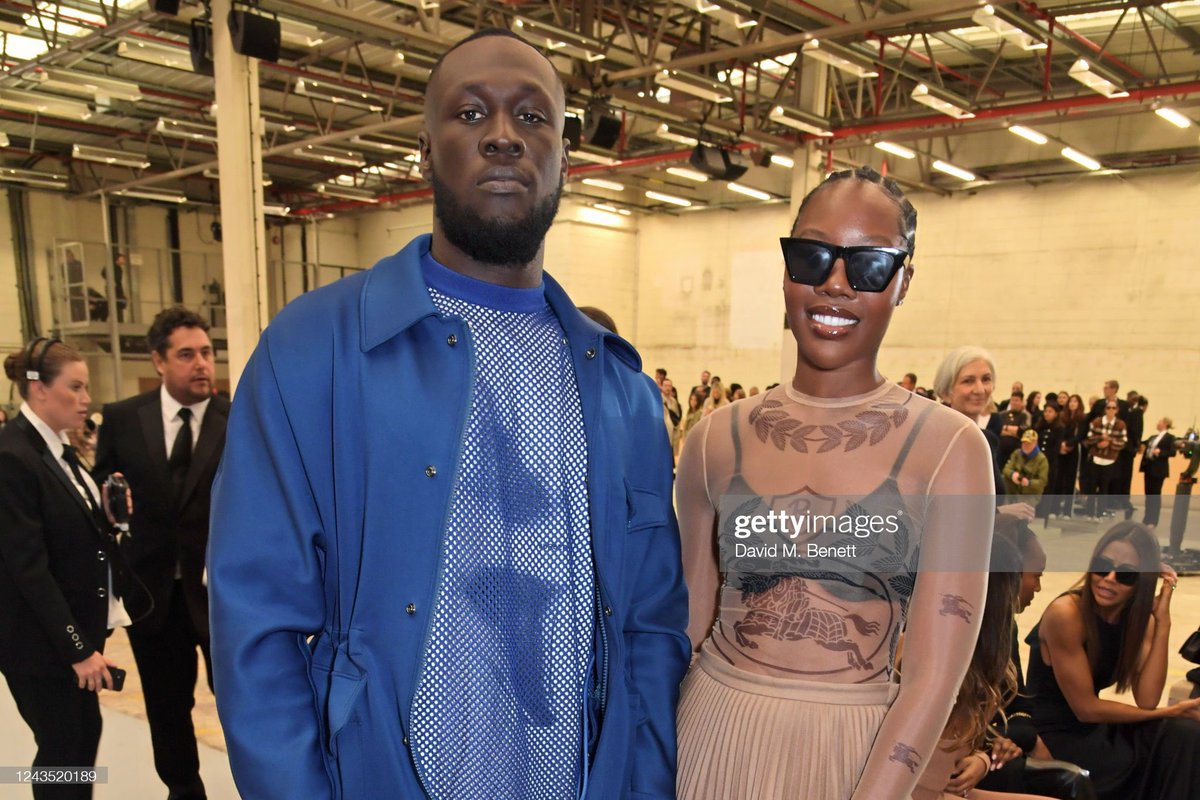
left=431, top=173, right=561, bottom=268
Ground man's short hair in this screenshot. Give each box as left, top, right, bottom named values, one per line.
left=147, top=306, right=210, bottom=356
left=1106, top=379, right=1120, bottom=391
left=427, top=27, right=566, bottom=105
left=904, top=372, right=917, bottom=383
left=1011, top=390, right=1024, bottom=400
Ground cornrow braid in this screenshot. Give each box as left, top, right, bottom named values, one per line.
left=793, top=166, right=918, bottom=256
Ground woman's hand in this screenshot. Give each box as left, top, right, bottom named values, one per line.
left=989, top=735, right=1022, bottom=770
left=945, top=751, right=989, bottom=795
left=99, top=472, right=134, bottom=526
left=71, top=652, right=115, bottom=692
left=1152, top=566, right=1178, bottom=625
left=997, top=502, right=1036, bottom=521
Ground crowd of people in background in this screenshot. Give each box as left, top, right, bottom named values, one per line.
left=656, top=367, right=1184, bottom=529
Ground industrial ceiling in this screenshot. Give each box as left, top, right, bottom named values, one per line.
left=1, top=0, right=1198, bottom=216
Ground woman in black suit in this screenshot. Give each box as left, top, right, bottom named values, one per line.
left=0, top=339, right=148, bottom=799
left=1139, top=417, right=1176, bottom=528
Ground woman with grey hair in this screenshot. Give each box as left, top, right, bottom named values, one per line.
left=934, top=346, right=1035, bottom=521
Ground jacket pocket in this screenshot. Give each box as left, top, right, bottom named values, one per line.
left=625, top=482, right=667, bottom=533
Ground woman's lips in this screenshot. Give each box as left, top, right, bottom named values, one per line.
left=806, top=306, right=860, bottom=338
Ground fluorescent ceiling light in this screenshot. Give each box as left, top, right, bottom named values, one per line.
left=645, top=190, right=692, bottom=207
left=156, top=118, right=217, bottom=142
left=1154, top=107, right=1192, bottom=129
left=514, top=18, right=606, bottom=61
left=0, top=167, right=68, bottom=189
left=728, top=182, right=770, bottom=200
left=32, top=69, right=143, bottom=102
left=0, top=132, right=8, bottom=147
left=293, top=145, right=367, bottom=167
left=911, top=84, right=975, bottom=119
left=115, top=187, right=188, bottom=204
left=73, top=144, right=151, bottom=169
left=1061, top=146, right=1101, bottom=170
left=0, top=89, right=91, bottom=120
left=263, top=203, right=291, bottom=216
left=361, top=163, right=414, bottom=180
left=279, top=18, right=326, bottom=48
left=655, top=124, right=699, bottom=147
left=117, top=39, right=193, bottom=71
left=666, top=166, right=709, bottom=182
left=769, top=105, right=834, bottom=136
left=972, top=5, right=1047, bottom=50
left=735, top=16, right=758, bottom=29
left=572, top=149, right=619, bottom=165
left=296, top=79, right=384, bottom=113
left=202, top=168, right=273, bottom=186
left=581, top=177, right=625, bottom=191
left=932, top=160, right=976, bottom=181
left=655, top=70, right=733, bottom=104
left=801, top=39, right=879, bottom=79
left=1008, top=125, right=1048, bottom=144
left=593, top=203, right=631, bottom=216
left=351, top=135, right=417, bottom=154
left=770, top=154, right=795, bottom=168
left=695, top=1, right=720, bottom=11
left=0, top=9, right=27, bottom=34
left=1068, top=59, right=1128, bottom=98
left=874, top=141, right=916, bottom=159
left=316, top=183, right=379, bottom=202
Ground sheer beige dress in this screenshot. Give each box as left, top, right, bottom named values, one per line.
left=676, top=382, right=995, bottom=800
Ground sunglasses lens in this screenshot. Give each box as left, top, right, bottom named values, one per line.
left=782, top=241, right=834, bottom=285
left=1090, top=556, right=1115, bottom=576
left=847, top=250, right=901, bottom=292
left=1090, top=556, right=1140, bottom=586
left=1115, top=569, right=1139, bottom=586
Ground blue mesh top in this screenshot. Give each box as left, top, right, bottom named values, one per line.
left=409, top=249, right=595, bottom=800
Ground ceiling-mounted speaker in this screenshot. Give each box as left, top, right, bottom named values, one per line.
left=753, top=150, right=772, bottom=168
left=689, top=144, right=750, bottom=181
left=583, top=108, right=621, bottom=150
left=149, top=0, right=181, bottom=14
left=564, top=115, right=583, bottom=151
left=189, top=18, right=214, bottom=76
left=228, top=6, right=281, bottom=63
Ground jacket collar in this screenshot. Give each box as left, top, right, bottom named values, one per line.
left=360, top=233, right=642, bottom=372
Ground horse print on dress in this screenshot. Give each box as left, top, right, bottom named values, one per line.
left=938, top=594, right=974, bottom=623
left=889, top=743, right=922, bottom=773
left=733, top=577, right=881, bottom=670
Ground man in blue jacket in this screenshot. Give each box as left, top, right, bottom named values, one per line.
left=207, top=27, right=689, bottom=800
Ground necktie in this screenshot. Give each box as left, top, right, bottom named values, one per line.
left=169, top=407, right=193, bottom=502
left=62, top=443, right=105, bottom=526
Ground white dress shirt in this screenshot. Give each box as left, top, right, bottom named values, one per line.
left=20, top=403, right=131, bottom=629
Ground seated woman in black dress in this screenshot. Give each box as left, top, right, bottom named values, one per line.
left=1027, top=521, right=1200, bottom=799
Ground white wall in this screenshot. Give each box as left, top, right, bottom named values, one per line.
left=880, top=170, right=1200, bottom=429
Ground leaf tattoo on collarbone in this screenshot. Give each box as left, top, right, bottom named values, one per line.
left=749, top=397, right=910, bottom=454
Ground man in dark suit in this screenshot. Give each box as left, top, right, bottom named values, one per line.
left=1116, top=393, right=1145, bottom=516
left=1140, top=416, right=1177, bottom=528
left=1087, top=378, right=1128, bottom=422
left=94, top=307, right=228, bottom=800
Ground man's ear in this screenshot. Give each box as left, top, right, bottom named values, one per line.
left=559, top=138, right=569, bottom=189
left=417, top=130, right=433, bottom=180
left=897, top=263, right=914, bottom=305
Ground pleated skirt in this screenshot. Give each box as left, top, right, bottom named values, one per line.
left=677, top=646, right=900, bottom=800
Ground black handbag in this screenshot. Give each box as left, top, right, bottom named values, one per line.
left=1181, top=627, right=1200, bottom=664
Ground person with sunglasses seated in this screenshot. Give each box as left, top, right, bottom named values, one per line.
left=1026, top=522, right=1200, bottom=799
left=676, top=167, right=995, bottom=800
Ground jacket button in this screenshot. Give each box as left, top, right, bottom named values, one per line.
left=446, top=334, right=457, bottom=346
left=585, top=348, right=597, bottom=359
left=406, top=603, right=416, bottom=615
left=603, top=606, right=612, bottom=617
left=403, top=736, right=410, bottom=746
left=97, top=588, right=107, bottom=598
left=97, top=550, right=106, bottom=562
left=66, top=625, right=75, bottom=633
left=425, top=465, right=437, bottom=478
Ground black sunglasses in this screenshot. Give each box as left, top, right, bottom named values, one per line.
left=1089, top=555, right=1139, bottom=586
left=779, top=238, right=909, bottom=293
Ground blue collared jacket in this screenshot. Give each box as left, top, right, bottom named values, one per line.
left=208, top=235, right=690, bottom=800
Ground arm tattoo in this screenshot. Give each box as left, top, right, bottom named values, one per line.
left=937, top=593, right=974, bottom=623
left=889, top=743, right=922, bottom=773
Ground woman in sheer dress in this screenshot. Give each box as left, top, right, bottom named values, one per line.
left=676, top=167, right=995, bottom=800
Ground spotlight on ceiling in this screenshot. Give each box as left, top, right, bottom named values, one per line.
left=689, top=144, right=749, bottom=181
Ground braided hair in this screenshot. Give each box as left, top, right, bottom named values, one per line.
left=793, top=166, right=918, bottom=256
